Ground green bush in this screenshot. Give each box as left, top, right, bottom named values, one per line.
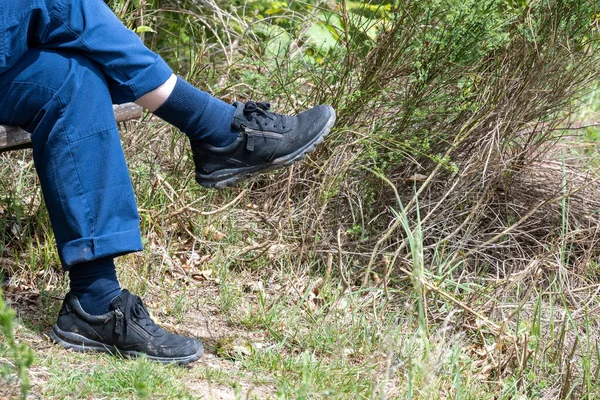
left=0, top=290, right=34, bottom=398
left=106, top=0, right=600, bottom=269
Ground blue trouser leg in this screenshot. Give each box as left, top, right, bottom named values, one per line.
left=0, top=49, right=143, bottom=268
left=0, top=0, right=176, bottom=268
left=1, top=0, right=173, bottom=102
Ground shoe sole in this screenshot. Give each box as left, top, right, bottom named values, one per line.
left=195, top=105, right=336, bottom=189
left=49, top=324, right=204, bottom=365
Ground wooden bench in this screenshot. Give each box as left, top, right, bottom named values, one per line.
left=0, top=103, right=143, bottom=153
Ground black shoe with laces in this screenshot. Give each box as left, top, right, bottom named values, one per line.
left=49, top=290, right=203, bottom=365
left=191, top=101, right=336, bottom=189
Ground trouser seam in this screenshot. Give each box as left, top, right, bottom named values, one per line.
left=67, top=126, right=116, bottom=144
left=48, top=8, right=130, bottom=84
left=11, top=81, right=59, bottom=93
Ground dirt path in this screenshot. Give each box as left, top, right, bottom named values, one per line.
left=3, top=280, right=276, bottom=399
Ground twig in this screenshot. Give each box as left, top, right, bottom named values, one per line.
left=286, top=165, right=295, bottom=232
left=154, top=172, right=177, bottom=203
left=234, top=241, right=271, bottom=259
left=163, top=196, right=206, bottom=219
left=164, top=189, right=247, bottom=219
left=560, top=336, right=579, bottom=400
left=549, top=120, right=600, bottom=132
left=337, top=228, right=351, bottom=291
left=380, top=255, right=390, bottom=319
left=199, top=189, right=247, bottom=216
left=398, top=265, right=516, bottom=340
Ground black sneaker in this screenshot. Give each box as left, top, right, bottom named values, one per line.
left=49, top=290, right=203, bottom=365
left=191, top=101, right=336, bottom=189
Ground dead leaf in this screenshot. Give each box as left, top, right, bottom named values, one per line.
left=192, top=269, right=214, bottom=281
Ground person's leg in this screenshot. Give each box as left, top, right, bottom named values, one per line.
left=2, top=0, right=171, bottom=102
left=3, top=0, right=240, bottom=147
left=136, top=74, right=178, bottom=112
left=10, top=0, right=336, bottom=188
left=0, top=48, right=202, bottom=363
left=0, top=49, right=142, bottom=269
left=37, top=0, right=240, bottom=147
left=0, top=49, right=132, bottom=313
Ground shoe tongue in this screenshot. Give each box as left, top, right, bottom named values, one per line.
left=231, top=101, right=246, bottom=130
left=109, top=289, right=131, bottom=311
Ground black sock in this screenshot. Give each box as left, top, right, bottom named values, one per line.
left=68, top=257, right=122, bottom=315
left=153, top=76, right=238, bottom=147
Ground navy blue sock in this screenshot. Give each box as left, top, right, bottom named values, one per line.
left=153, top=76, right=238, bottom=147
left=68, top=257, right=122, bottom=315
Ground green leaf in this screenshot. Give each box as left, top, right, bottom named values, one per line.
left=135, top=25, right=156, bottom=34
left=253, top=23, right=293, bottom=58
left=305, top=23, right=338, bottom=53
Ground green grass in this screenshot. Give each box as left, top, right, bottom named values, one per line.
left=3, top=222, right=600, bottom=398
left=42, top=355, right=192, bottom=399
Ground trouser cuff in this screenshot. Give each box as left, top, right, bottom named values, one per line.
left=108, top=56, right=173, bottom=103
left=58, top=229, right=144, bottom=269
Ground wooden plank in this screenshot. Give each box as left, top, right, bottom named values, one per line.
left=0, top=126, right=31, bottom=150
left=0, top=103, right=143, bottom=152
left=113, top=102, right=144, bottom=123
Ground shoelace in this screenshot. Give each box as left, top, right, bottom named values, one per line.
left=114, top=293, right=162, bottom=336
left=243, top=101, right=286, bottom=131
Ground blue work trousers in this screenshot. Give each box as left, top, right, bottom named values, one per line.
left=0, top=0, right=174, bottom=268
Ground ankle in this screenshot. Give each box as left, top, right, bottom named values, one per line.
left=68, top=257, right=121, bottom=315
left=153, top=76, right=237, bottom=147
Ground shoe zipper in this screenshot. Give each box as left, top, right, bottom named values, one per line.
left=114, top=309, right=124, bottom=335
left=244, top=128, right=284, bottom=139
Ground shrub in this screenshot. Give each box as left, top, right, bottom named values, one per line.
left=0, top=290, right=34, bottom=398
left=108, top=0, right=600, bottom=274
left=237, top=0, right=600, bottom=275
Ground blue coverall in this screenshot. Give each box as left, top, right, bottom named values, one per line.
left=0, top=0, right=173, bottom=267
